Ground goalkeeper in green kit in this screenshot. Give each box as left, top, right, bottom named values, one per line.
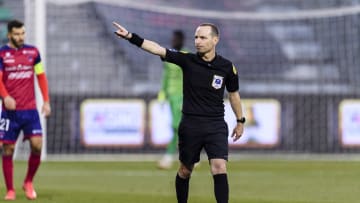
left=157, top=30, right=186, bottom=169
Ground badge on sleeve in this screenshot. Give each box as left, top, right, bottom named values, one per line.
left=212, top=75, right=224, bottom=89
left=232, top=64, right=237, bottom=75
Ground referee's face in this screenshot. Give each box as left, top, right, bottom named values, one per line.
left=194, top=26, right=218, bottom=54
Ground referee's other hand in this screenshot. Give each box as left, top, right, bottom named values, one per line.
left=112, top=22, right=132, bottom=39
left=231, top=123, right=244, bottom=142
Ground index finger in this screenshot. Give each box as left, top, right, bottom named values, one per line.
left=112, top=21, right=123, bottom=29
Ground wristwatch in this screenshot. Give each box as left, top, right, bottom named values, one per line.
left=236, top=117, right=246, bottom=124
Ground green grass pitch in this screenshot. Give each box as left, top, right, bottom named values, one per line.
left=3, top=160, right=360, bottom=203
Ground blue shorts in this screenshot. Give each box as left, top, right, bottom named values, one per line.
left=0, top=109, right=42, bottom=144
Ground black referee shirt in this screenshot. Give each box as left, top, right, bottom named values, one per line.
left=163, top=49, right=239, bottom=117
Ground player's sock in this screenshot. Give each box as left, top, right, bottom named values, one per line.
left=24, top=153, right=41, bottom=183
left=176, top=173, right=190, bottom=203
left=2, top=155, right=14, bottom=191
left=213, top=173, right=229, bottom=203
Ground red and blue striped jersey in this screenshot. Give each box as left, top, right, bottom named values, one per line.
left=0, top=44, right=43, bottom=110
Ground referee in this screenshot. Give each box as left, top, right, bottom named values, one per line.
left=113, top=22, right=245, bottom=203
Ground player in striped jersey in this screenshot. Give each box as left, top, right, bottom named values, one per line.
left=0, top=20, right=51, bottom=201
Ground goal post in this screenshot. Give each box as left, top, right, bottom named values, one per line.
left=14, top=0, right=47, bottom=160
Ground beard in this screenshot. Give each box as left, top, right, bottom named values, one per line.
left=196, top=48, right=208, bottom=56
left=10, top=37, right=23, bottom=48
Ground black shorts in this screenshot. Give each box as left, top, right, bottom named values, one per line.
left=178, top=114, right=228, bottom=169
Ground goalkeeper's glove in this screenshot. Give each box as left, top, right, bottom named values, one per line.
left=157, top=90, right=166, bottom=102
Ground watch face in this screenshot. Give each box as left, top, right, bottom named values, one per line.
left=237, top=117, right=246, bottom=123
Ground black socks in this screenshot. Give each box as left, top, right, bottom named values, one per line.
left=176, top=173, right=190, bottom=203
left=175, top=173, right=229, bottom=203
left=213, top=173, right=229, bottom=203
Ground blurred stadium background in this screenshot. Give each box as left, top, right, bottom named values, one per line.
left=2, top=0, right=358, bottom=156
left=2, top=0, right=360, bottom=202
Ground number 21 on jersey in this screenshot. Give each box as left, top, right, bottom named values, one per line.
left=0, top=118, right=10, bottom=131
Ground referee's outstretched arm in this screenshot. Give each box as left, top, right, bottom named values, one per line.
left=113, top=22, right=166, bottom=58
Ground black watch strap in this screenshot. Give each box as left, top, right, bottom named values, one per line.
left=237, top=117, right=246, bottom=124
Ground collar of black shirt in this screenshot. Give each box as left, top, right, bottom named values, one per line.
left=196, top=52, right=218, bottom=64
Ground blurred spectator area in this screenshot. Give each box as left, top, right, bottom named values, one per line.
left=0, top=0, right=14, bottom=44
left=46, top=0, right=360, bottom=96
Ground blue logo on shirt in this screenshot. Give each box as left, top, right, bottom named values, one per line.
left=212, top=75, right=224, bottom=89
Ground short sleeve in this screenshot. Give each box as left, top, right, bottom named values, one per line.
left=225, top=64, right=239, bottom=92
left=162, top=49, right=188, bottom=68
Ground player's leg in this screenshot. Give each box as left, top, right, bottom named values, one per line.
left=158, top=96, right=182, bottom=169
left=0, top=111, right=20, bottom=201
left=165, top=129, right=177, bottom=154
left=24, top=136, right=42, bottom=183
left=210, top=159, right=228, bottom=203
left=21, top=136, right=41, bottom=200
left=176, top=115, right=203, bottom=203
left=204, top=120, right=229, bottom=203
left=2, top=143, right=16, bottom=201
left=176, top=162, right=194, bottom=203
left=167, top=96, right=182, bottom=154
left=158, top=135, right=177, bottom=169
left=22, top=110, right=43, bottom=200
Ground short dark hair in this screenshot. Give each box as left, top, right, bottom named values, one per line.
left=173, top=30, right=185, bottom=40
left=199, top=23, right=219, bottom=37
left=7, top=20, right=24, bottom=33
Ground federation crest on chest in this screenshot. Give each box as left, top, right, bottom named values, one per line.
left=212, top=75, right=224, bottom=89
left=27, top=55, right=33, bottom=62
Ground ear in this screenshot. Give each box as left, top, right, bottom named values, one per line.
left=213, top=36, right=219, bottom=45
